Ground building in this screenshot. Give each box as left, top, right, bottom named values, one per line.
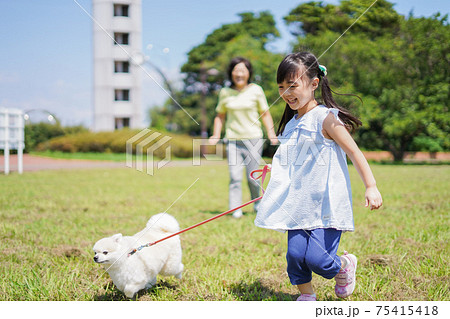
left=92, top=0, right=143, bottom=131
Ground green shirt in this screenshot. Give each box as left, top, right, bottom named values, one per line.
left=215, top=83, right=269, bottom=140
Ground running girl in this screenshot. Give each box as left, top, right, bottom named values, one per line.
left=255, top=51, right=383, bottom=301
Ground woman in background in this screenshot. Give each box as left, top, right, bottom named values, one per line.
left=209, top=57, right=278, bottom=218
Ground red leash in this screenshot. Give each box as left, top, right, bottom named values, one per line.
left=128, top=164, right=271, bottom=256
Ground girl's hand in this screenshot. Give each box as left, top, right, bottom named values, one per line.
left=365, top=186, right=382, bottom=210
left=268, top=134, right=279, bottom=145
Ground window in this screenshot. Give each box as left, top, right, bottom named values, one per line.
left=114, top=61, right=130, bottom=73
left=114, top=32, right=129, bottom=45
left=8, top=115, right=16, bottom=127
left=9, top=128, right=17, bottom=139
left=114, top=4, right=129, bottom=17
left=114, top=89, right=130, bottom=101
left=115, top=117, right=130, bottom=130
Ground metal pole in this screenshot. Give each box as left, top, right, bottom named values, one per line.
left=4, top=109, right=9, bottom=175
left=18, top=111, right=24, bottom=174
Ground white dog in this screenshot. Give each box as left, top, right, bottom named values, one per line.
left=93, top=213, right=184, bottom=298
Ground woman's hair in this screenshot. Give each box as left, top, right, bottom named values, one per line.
left=227, top=57, right=253, bottom=86
left=276, top=51, right=362, bottom=136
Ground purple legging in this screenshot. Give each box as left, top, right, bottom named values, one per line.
left=286, top=228, right=342, bottom=285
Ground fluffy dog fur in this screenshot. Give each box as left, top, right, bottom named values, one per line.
left=93, top=213, right=184, bottom=298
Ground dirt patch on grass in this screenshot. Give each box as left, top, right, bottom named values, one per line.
left=397, top=236, right=419, bottom=246
left=258, top=237, right=280, bottom=246
left=204, top=245, right=217, bottom=254
left=52, top=245, right=84, bottom=258
left=365, top=254, right=395, bottom=266
left=229, top=278, right=296, bottom=301
left=381, top=277, right=431, bottom=301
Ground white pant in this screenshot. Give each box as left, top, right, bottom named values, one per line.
left=226, top=139, right=264, bottom=213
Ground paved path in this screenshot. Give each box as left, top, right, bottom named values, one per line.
left=0, top=154, right=227, bottom=172
left=0, top=154, right=126, bottom=172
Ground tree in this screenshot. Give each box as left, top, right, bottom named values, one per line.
left=286, top=0, right=449, bottom=161
left=284, top=0, right=400, bottom=38
left=151, top=11, right=284, bottom=137
left=181, top=11, right=280, bottom=75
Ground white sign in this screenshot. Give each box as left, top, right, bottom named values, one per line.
left=0, top=108, right=24, bottom=174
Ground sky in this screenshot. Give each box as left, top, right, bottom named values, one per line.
left=1, top=0, right=448, bottom=128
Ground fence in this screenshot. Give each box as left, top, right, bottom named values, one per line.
left=0, top=108, right=24, bottom=174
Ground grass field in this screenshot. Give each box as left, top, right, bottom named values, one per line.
left=29, top=151, right=131, bottom=162
left=0, top=163, right=448, bottom=301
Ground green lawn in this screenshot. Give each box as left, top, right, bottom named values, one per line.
left=0, top=164, right=448, bottom=301
left=30, top=151, right=131, bottom=162
left=29, top=151, right=211, bottom=162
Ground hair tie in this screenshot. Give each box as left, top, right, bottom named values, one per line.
left=319, top=65, right=327, bottom=77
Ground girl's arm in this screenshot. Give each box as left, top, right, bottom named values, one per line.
left=322, top=113, right=383, bottom=210
left=260, top=111, right=279, bottom=145
left=209, top=113, right=226, bottom=145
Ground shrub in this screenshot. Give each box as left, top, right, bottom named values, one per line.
left=36, top=128, right=195, bottom=158
left=25, top=123, right=64, bottom=152
left=25, top=123, right=88, bottom=152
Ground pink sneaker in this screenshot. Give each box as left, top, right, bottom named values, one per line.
left=335, top=251, right=357, bottom=298
left=296, top=293, right=316, bottom=301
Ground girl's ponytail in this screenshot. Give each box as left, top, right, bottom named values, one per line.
left=319, top=75, right=362, bottom=131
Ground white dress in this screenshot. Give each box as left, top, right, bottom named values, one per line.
left=254, top=105, right=354, bottom=232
